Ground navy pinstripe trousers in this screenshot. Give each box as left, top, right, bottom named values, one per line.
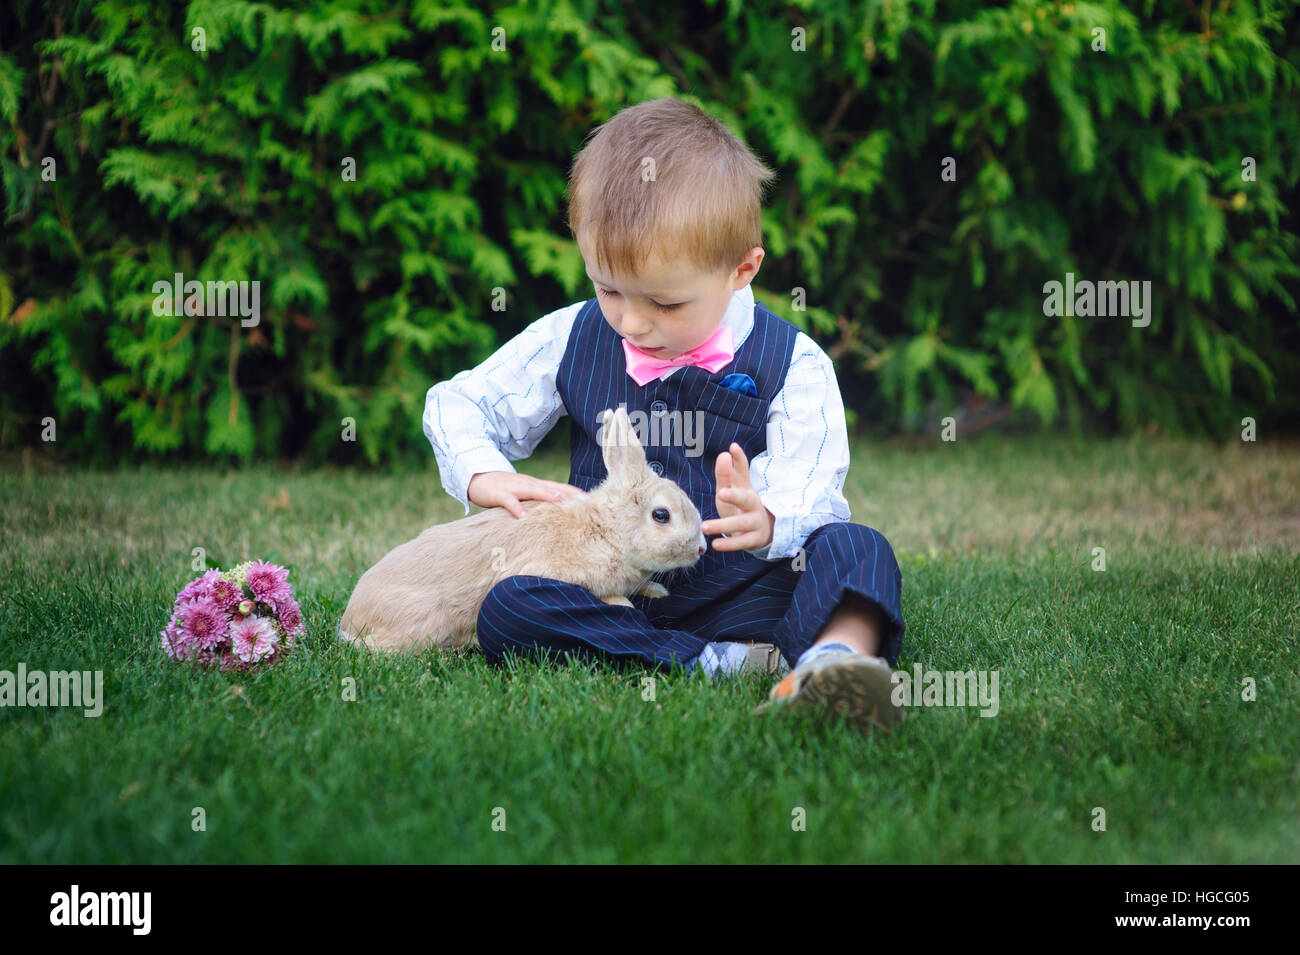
left=476, top=520, right=904, bottom=673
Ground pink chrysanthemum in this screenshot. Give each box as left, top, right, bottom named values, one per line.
left=164, top=562, right=300, bottom=669
left=178, top=597, right=227, bottom=651
left=160, top=619, right=193, bottom=660
left=230, top=614, right=279, bottom=664
left=210, top=577, right=243, bottom=613
left=177, top=569, right=222, bottom=605
left=245, top=560, right=291, bottom=607
left=277, top=598, right=304, bottom=637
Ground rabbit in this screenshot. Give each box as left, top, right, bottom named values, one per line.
left=338, top=406, right=707, bottom=653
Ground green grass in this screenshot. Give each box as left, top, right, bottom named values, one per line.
left=1, top=435, right=1298, bottom=862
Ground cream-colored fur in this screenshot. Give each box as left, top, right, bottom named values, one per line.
left=338, top=407, right=706, bottom=653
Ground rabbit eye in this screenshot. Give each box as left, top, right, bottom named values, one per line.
left=652, top=507, right=670, bottom=524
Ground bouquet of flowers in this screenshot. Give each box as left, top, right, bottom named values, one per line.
left=160, top=560, right=306, bottom=670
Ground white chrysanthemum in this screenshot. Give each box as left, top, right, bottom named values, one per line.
left=230, top=614, right=279, bottom=664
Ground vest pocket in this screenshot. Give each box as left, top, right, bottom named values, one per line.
left=695, top=379, right=769, bottom=428
left=691, top=381, right=770, bottom=461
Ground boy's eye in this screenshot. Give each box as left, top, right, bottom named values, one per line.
left=596, top=288, right=682, bottom=312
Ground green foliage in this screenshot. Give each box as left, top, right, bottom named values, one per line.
left=1, top=0, right=1298, bottom=465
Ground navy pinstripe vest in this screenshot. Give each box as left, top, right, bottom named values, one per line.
left=556, top=296, right=801, bottom=580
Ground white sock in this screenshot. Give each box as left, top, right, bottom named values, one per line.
left=693, top=641, right=752, bottom=679
left=795, top=641, right=859, bottom=668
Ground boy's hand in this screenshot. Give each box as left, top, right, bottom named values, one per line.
left=701, top=442, right=775, bottom=552
left=468, top=471, right=587, bottom=519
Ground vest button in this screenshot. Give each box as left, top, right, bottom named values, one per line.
left=648, top=460, right=664, bottom=476
left=650, top=399, right=668, bottom=416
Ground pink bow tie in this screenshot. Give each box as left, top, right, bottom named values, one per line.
left=622, top=324, right=735, bottom=386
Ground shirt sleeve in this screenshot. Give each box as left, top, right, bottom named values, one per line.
left=743, top=333, right=852, bottom=561
left=422, top=301, right=583, bottom=515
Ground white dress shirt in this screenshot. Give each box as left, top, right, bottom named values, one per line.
left=422, top=284, right=852, bottom=561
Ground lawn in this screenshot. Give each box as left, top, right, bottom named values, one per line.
left=1, top=435, right=1297, bottom=863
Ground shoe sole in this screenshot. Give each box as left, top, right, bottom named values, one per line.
left=754, top=656, right=902, bottom=735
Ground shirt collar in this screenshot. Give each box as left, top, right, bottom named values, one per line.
left=723, top=283, right=755, bottom=351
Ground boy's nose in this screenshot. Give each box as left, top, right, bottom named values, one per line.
left=620, top=308, right=655, bottom=336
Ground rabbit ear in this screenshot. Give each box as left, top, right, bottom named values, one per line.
left=600, top=406, right=647, bottom=484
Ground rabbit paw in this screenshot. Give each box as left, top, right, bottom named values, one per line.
left=600, top=595, right=634, bottom=608
left=636, top=582, right=670, bottom=599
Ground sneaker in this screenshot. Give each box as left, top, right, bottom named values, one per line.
left=753, top=649, right=902, bottom=735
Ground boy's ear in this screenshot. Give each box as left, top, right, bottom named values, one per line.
left=600, top=406, right=647, bottom=482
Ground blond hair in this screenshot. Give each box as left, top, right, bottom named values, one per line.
left=566, top=97, right=776, bottom=279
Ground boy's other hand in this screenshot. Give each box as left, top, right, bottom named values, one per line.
left=702, top=442, right=776, bottom=551
left=467, top=471, right=587, bottom=519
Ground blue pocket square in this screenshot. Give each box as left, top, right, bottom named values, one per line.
left=717, top=372, right=758, bottom=397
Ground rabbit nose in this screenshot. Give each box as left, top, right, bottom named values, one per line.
left=698, top=544, right=706, bottom=557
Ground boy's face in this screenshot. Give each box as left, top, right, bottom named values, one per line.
left=582, top=242, right=764, bottom=360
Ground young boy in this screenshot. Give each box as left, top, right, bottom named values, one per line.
left=423, top=98, right=905, bottom=735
